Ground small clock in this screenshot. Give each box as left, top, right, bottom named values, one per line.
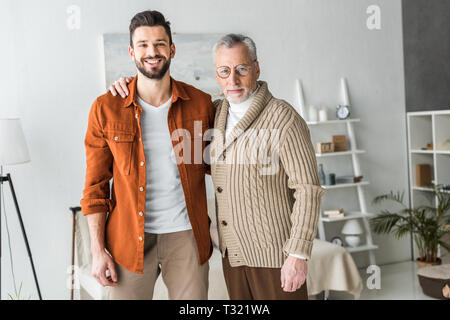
left=331, top=236, right=344, bottom=247
left=336, top=105, right=350, bottom=120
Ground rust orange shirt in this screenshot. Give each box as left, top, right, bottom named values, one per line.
left=80, top=76, right=215, bottom=274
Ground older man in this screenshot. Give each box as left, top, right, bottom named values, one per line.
left=209, top=34, right=325, bottom=300
left=110, top=34, right=325, bottom=300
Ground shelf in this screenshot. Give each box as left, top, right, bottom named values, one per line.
left=410, top=149, right=450, bottom=155
left=410, top=149, right=434, bottom=154
left=412, top=186, right=450, bottom=194
left=412, top=186, right=433, bottom=192
left=316, top=150, right=366, bottom=157
left=311, top=116, right=378, bottom=264
left=345, top=244, right=378, bottom=253
left=435, top=150, right=450, bottom=155
left=306, top=118, right=360, bottom=126
left=408, top=110, right=450, bottom=117
left=320, top=211, right=375, bottom=222
left=322, top=181, right=369, bottom=189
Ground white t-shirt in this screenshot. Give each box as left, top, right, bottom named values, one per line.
left=225, top=85, right=260, bottom=139
left=137, top=94, right=192, bottom=234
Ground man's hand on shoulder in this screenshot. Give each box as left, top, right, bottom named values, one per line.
left=108, top=76, right=133, bottom=98
left=280, top=255, right=307, bottom=292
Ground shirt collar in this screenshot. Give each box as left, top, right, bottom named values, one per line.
left=121, top=75, right=191, bottom=108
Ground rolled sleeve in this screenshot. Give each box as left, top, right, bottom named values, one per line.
left=80, top=99, right=113, bottom=216
left=279, top=115, right=326, bottom=259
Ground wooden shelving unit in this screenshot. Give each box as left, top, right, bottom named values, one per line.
left=407, top=110, right=450, bottom=207
left=407, top=110, right=450, bottom=261
left=307, top=118, right=378, bottom=266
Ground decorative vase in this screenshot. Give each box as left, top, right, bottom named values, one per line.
left=318, top=164, right=326, bottom=186
left=296, top=79, right=307, bottom=120
left=308, top=105, right=318, bottom=122
left=340, top=77, right=351, bottom=106
left=325, top=173, right=336, bottom=185
left=318, top=107, right=328, bottom=122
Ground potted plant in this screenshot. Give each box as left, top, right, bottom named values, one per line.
left=7, top=282, right=31, bottom=300
left=370, top=184, right=450, bottom=268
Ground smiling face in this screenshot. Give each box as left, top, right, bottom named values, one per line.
left=214, top=43, right=260, bottom=104
left=129, top=25, right=175, bottom=80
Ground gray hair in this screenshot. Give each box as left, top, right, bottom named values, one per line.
left=213, top=33, right=258, bottom=62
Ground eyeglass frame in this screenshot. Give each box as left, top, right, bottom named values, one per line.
left=215, top=59, right=258, bottom=79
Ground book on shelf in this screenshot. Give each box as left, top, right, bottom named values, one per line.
left=326, top=213, right=345, bottom=219
left=335, top=176, right=363, bottom=184
left=324, top=208, right=344, bottom=215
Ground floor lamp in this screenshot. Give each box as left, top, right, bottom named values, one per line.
left=0, top=118, right=42, bottom=300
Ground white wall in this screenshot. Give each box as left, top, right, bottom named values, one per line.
left=0, top=0, right=409, bottom=299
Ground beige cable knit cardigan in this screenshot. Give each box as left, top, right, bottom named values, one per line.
left=211, top=81, right=326, bottom=268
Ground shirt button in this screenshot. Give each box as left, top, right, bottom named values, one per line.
left=114, top=136, right=119, bottom=141
left=140, top=161, right=144, bottom=166
left=217, top=187, right=223, bottom=193
left=135, top=114, right=139, bottom=119
left=138, top=236, right=143, bottom=241
left=221, top=220, right=228, bottom=226
left=139, top=138, right=142, bottom=142
left=138, top=211, right=143, bottom=217
left=139, top=186, right=144, bottom=192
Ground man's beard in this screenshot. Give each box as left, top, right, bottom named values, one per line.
left=135, top=55, right=171, bottom=80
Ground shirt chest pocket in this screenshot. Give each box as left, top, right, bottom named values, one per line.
left=104, top=130, right=135, bottom=176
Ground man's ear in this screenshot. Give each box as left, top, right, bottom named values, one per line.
left=128, top=45, right=135, bottom=59
left=170, top=43, right=176, bottom=59
left=255, top=61, right=261, bottom=79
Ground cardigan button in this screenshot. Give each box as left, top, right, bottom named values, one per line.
left=217, top=187, right=223, bottom=193
left=221, top=220, right=228, bottom=226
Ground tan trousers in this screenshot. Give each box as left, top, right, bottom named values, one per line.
left=108, top=229, right=209, bottom=300
left=222, top=255, right=308, bottom=300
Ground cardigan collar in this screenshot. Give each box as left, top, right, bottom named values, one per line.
left=215, top=80, right=273, bottom=154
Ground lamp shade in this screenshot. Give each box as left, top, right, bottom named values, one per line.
left=341, top=219, right=363, bottom=235
left=0, top=118, right=31, bottom=166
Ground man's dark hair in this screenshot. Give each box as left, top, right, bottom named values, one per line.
left=129, top=10, right=172, bottom=47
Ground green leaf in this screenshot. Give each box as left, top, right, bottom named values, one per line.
left=372, top=191, right=405, bottom=207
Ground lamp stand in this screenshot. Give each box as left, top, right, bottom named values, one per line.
left=0, top=168, right=42, bottom=300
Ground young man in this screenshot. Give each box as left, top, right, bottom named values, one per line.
left=81, top=10, right=215, bottom=300
left=110, top=34, right=325, bottom=300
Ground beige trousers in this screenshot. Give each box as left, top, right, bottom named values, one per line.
left=108, top=229, right=209, bottom=300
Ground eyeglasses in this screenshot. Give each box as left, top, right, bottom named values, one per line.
left=216, top=60, right=257, bottom=79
